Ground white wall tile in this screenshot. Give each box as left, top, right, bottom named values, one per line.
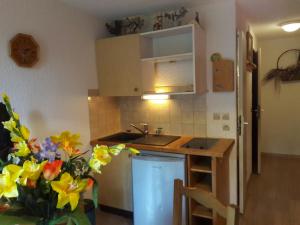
left=119, top=95, right=207, bottom=136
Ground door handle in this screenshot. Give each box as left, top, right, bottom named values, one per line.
left=244, top=122, right=249, bottom=125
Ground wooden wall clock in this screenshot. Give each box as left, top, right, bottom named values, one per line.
left=10, top=33, right=39, bottom=68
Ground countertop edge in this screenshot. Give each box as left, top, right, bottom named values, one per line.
left=90, top=136, right=235, bottom=158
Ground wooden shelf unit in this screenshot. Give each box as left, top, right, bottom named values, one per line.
left=191, top=217, right=213, bottom=225
left=190, top=156, right=212, bottom=174
left=187, top=153, right=231, bottom=225
left=190, top=165, right=212, bottom=174
left=194, top=182, right=212, bottom=192
left=192, top=205, right=213, bottom=219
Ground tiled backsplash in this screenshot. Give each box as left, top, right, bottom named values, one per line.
left=119, top=95, right=207, bottom=137
left=88, top=97, right=121, bottom=140
left=88, top=95, right=207, bottom=138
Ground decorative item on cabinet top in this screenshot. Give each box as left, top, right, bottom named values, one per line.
left=105, top=7, right=200, bottom=36
left=106, top=16, right=144, bottom=36
left=10, top=33, right=39, bottom=68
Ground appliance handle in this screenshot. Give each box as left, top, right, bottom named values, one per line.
left=132, top=154, right=185, bottom=162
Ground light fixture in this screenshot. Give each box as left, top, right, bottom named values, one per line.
left=280, top=21, right=300, bottom=32
left=141, top=94, right=170, bottom=100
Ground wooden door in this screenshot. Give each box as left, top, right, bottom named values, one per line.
left=96, top=34, right=142, bottom=96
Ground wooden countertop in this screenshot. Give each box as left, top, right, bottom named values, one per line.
left=91, top=135, right=235, bottom=158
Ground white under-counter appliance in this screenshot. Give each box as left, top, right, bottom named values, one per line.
left=132, top=150, right=186, bottom=225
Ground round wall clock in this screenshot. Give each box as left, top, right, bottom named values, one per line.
left=10, top=33, right=39, bottom=68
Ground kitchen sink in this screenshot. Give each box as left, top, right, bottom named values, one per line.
left=131, top=134, right=180, bottom=146
left=98, top=132, right=144, bottom=143
left=99, top=132, right=180, bottom=146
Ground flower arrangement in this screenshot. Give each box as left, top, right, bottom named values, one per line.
left=0, top=94, right=139, bottom=225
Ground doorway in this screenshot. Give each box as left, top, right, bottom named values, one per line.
left=251, top=51, right=260, bottom=174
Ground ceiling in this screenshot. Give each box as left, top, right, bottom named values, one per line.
left=61, top=0, right=300, bottom=39
left=237, top=0, right=300, bottom=39
left=61, top=0, right=206, bottom=19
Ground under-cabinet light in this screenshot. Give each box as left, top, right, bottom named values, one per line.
left=141, top=94, right=170, bottom=100
left=280, top=22, right=300, bottom=32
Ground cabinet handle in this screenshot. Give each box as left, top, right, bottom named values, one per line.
left=134, top=87, right=139, bottom=92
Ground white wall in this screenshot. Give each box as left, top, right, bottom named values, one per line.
left=259, top=36, right=300, bottom=155
left=0, top=0, right=104, bottom=148
left=195, top=0, right=238, bottom=204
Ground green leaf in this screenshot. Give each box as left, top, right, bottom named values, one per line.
left=49, top=215, right=69, bottom=225
left=0, top=213, right=39, bottom=225
left=48, top=200, right=93, bottom=225
left=92, top=179, right=99, bottom=208
left=71, top=208, right=91, bottom=225
left=67, top=218, right=74, bottom=225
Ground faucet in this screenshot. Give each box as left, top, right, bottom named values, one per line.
left=130, top=123, right=149, bottom=135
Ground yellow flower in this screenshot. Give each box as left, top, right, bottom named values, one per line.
left=15, top=141, right=31, bottom=157
left=109, top=145, right=139, bottom=156
left=88, top=158, right=102, bottom=174
left=109, top=144, right=126, bottom=156
left=12, top=112, right=20, bottom=121
left=51, top=131, right=81, bottom=156
left=2, top=93, right=10, bottom=104
left=20, top=126, right=30, bottom=141
left=2, top=118, right=16, bottom=132
left=2, top=119, right=30, bottom=143
left=20, top=160, right=47, bottom=186
left=128, top=147, right=140, bottom=155
left=10, top=133, right=24, bottom=143
left=51, top=172, right=87, bottom=211
left=89, top=145, right=112, bottom=173
left=0, top=165, right=23, bottom=198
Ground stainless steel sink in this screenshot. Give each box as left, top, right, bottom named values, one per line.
left=98, top=132, right=144, bottom=143
left=131, top=134, right=180, bottom=146
left=99, top=132, right=180, bottom=146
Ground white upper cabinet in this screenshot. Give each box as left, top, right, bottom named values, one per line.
left=96, top=34, right=142, bottom=96
left=96, top=23, right=206, bottom=96
left=140, top=23, right=206, bottom=95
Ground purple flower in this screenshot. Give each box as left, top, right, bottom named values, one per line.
left=36, top=137, right=60, bottom=162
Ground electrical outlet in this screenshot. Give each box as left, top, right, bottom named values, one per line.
left=213, top=113, right=221, bottom=120
left=223, top=124, right=230, bottom=131
left=222, top=113, right=230, bottom=120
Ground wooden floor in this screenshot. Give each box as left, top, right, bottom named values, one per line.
left=96, top=210, right=132, bottom=225
left=96, top=155, right=300, bottom=225
left=239, top=154, right=300, bottom=225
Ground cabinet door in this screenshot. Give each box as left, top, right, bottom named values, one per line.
left=96, top=34, right=142, bottom=96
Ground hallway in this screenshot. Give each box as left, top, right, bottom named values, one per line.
left=239, top=154, right=300, bottom=225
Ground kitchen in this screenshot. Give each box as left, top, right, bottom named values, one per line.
left=0, top=0, right=238, bottom=225
left=88, top=3, right=237, bottom=225
left=1, top=0, right=299, bottom=224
